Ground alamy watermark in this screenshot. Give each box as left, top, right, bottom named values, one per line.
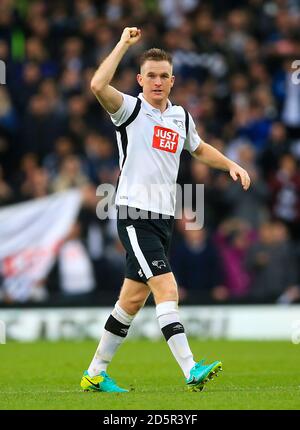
left=0, top=320, right=6, bottom=344
left=291, top=60, right=300, bottom=85
left=96, top=181, right=204, bottom=230
left=0, top=60, right=6, bottom=85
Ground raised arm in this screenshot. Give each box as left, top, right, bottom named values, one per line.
left=192, top=142, right=251, bottom=190
left=90, top=27, right=141, bottom=113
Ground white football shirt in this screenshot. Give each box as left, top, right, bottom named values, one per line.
left=109, top=92, right=201, bottom=215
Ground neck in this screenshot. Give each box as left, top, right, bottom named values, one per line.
left=143, top=94, right=168, bottom=113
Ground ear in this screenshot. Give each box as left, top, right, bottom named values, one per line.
left=137, top=73, right=143, bottom=88
left=170, top=75, right=175, bottom=88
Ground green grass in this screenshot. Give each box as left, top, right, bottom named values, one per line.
left=0, top=339, right=299, bottom=410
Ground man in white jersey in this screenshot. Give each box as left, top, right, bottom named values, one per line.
left=80, top=27, right=251, bottom=393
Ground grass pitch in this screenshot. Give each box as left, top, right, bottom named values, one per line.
left=0, top=339, right=299, bottom=410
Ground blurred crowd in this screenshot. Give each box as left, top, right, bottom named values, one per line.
left=1, top=0, right=300, bottom=305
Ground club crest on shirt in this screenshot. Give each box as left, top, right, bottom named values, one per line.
left=173, top=119, right=184, bottom=130
left=152, top=126, right=179, bottom=153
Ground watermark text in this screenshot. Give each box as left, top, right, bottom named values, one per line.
left=96, top=182, right=204, bottom=229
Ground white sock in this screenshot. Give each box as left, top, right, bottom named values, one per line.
left=156, top=301, right=195, bottom=379
left=88, top=301, right=135, bottom=377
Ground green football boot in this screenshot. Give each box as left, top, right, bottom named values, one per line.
left=80, top=370, right=129, bottom=393
left=186, top=359, right=222, bottom=392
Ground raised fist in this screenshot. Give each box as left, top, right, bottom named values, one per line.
left=120, top=27, right=141, bottom=46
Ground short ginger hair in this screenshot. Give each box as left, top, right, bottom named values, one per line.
left=140, top=48, right=172, bottom=68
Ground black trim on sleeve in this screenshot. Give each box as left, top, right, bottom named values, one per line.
left=115, top=97, right=142, bottom=170
left=116, top=97, right=142, bottom=130
left=118, top=127, right=128, bottom=170
left=183, top=108, right=189, bottom=139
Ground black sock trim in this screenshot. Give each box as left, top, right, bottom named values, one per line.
left=161, top=322, right=185, bottom=341
left=104, top=315, right=130, bottom=338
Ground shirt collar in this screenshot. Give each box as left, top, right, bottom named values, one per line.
left=138, top=93, right=172, bottom=113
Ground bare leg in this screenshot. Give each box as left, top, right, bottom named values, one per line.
left=118, top=278, right=151, bottom=314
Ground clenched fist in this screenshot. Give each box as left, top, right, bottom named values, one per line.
left=120, top=27, right=141, bottom=46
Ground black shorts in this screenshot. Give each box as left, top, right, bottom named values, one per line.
left=117, top=206, right=174, bottom=283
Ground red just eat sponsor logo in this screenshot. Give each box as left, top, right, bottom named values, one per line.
left=152, top=126, right=179, bottom=153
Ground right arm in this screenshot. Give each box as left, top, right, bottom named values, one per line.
left=90, top=27, right=141, bottom=114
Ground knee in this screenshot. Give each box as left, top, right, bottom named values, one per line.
left=155, top=289, right=178, bottom=304
left=148, top=275, right=178, bottom=304
left=118, top=293, right=147, bottom=315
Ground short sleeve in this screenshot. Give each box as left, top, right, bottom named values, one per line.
left=184, top=112, right=201, bottom=153
left=109, top=92, right=138, bottom=127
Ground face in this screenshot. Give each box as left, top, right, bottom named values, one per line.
left=137, top=60, right=175, bottom=106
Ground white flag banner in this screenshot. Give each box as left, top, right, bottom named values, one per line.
left=0, top=189, right=82, bottom=302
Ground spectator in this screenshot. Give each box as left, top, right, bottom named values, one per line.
left=66, top=94, right=90, bottom=144
left=13, top=62, right=42, bottom=112
left=222, top=143, right=269, bottom=227
left=269, top=153, right=300, bottom=239
left=259, top=122, right=291, bottom=179
left=25, top=37, right=58, bottom=79
left=190, top=158, right=231, bottom=228
left=51, top=154, right=90, bottom=192
left=57, top=222, right=96, bottom=304
left=21, top=167, right=50, bottom=201
left=13, top=152, right=39, bottom=200
left=59, top=69, right=82, bottom=98
left=19, top=93, right=65, bottom=158
left=43, top=136, right=75, bottom=180
left=245, top=221, right=299, bottom=302
left=84, top=132, right=119, bottom=185
left=158, top=0, right=198, bottom=29
left=214, top=218, right=254, bottom=299
left=234, top=101, right=273, bottom=151
left=39, top=78, right=65, bottom=115
left=62, top=37, right=85, bottom=72
left=171, top=220, right=226, bottom=303
left=93, top=26, right=116, bottom=64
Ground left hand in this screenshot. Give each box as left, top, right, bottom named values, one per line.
left=229, top=163, right=251, bottom=190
